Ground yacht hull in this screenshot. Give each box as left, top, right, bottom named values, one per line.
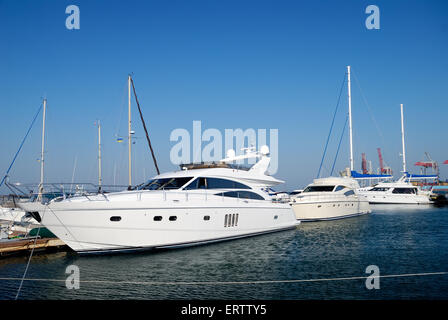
left=291, top=199, right=371, bottom=222
left=26, top=201, right=298, bottom=253
left=358, top=193, right=431, bottom=205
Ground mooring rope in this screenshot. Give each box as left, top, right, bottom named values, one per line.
left=14, top=205, right=47, bottom=300
left=2, top=271, right=447, bottom=287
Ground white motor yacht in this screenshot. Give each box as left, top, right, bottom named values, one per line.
left=0, top=205, right=38, bottom=224
left=357, top=176, right=431, bottom=204
left=19, top=146, right=299, bottom=254
left=356, top=104, right=433, bottom=205
left=0, top=206, right=24, bottom=223
left=290, top=177, right=371, bottom=221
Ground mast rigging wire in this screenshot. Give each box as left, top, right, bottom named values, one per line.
left=316, top=73, right=346, bottom=178
left=0, top=103, right=43, bottom=188
left=130, top=77, right=160, bottom=175
left=330, top=114, right=349, bottom=176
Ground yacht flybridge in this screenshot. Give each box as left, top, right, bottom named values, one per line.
left=19, top=146, right=299, bottom=254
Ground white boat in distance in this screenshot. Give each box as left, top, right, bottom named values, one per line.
left=356, top=104, right=433, bottom=205
left=290, top=177, right=371, bottom=221
left=290, top=66, right=371, bottom=221
left=0, top=206, right=28, bottom=223
left=19, top=146, right=299, bottom=254
left=357, top=176, right=431, bottom=204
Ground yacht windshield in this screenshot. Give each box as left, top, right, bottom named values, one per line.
left=303, top=186, right=335, bottom=193
left=137, top=177, right=193, bottom=190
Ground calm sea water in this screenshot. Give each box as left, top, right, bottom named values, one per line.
left=1, top=205, right=447, bottom=300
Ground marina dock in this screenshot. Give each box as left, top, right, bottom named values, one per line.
left=0, top=237, right=67, bottom=257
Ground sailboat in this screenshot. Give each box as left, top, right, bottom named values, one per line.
left=357, top=104, right=432, bottom=204
left=291, top=66, right=371, bottom=221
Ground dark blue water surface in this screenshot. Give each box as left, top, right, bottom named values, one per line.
left=1, top=205, right=447, bottom=300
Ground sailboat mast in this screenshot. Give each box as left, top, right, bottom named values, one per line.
left=347, top=66, right=354, bottom=172
left=128, top=75, right=132, bottom=188
left=400, top=103, right=407, bottom=173
left=38, top=98, right=46, bottom=199
left=97, top=120, right=102, bottom=192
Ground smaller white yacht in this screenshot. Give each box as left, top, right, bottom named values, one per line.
left=290, top=177, right=371, bottom=221
left=0, top=205, right=38, bottom=224
left=0, top=206, right=24, bottom=223
left=357, top=176, right=431, bottom=205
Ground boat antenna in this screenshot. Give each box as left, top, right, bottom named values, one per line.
left=130, top=76, right=160, bottom=175
left=128, top=75, right=132, bottom=189
left=96, top=120, right=102, bottom=192
left=400, top=103, right=407, bottom=173
left=37, top=98, right=47, bottom=201
left=347, top=66, right=354, bottom=173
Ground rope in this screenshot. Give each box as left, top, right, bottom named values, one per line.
left=0, top=103, right=42, bottom=188
left=316, top=73, right=346, bottom=178
left=330, top=114, right=349, bottom=176
left=352, top=72, right=385, bottom=144
left=14, top=205, right=47, bottom=300
left=2, top=271, right=447, bottom=287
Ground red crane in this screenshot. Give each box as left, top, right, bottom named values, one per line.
left=377, top=148, right=392, bottom=175
left=361, top=153, right=368, bottom=174
left=415, top=152, right=438, bottom=175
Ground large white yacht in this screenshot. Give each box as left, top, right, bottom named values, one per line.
left=19, top=146, right=299, bottom=254
left=357, top=176, right=431, bottom=205
left=290, top=177, right=371, bottom=221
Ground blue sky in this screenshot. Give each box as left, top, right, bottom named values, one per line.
left=0, top=0, right=447, bottom=193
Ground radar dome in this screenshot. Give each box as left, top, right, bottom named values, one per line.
left=226, top=149, right=236, bottom=159
left=260, top=145, right=269, bottom=155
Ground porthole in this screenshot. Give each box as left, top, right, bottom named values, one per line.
left=274, top=215, right=278, bottom=220
left=154, top=216, right=162, bottom=221
left=204, top=215, right=210, bottom=221
left=169, top=216, right=177, bottom=221
left=110, top=216, right=121, bottom=222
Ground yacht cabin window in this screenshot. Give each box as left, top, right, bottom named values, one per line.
left=216, top=191, right=265, bottom=200
left=344, top=190, right=355, bottom=196
left=392, top=188, right=417, bottom=194
left=183, top=177, right=251, bottom=190
left=370, top=187, right=390, bottom=192
left=303, top=186, right=335, bottom=193
left=334, top=185, right=346, bottom=192
left=137, top=177, right=193, bottom=190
